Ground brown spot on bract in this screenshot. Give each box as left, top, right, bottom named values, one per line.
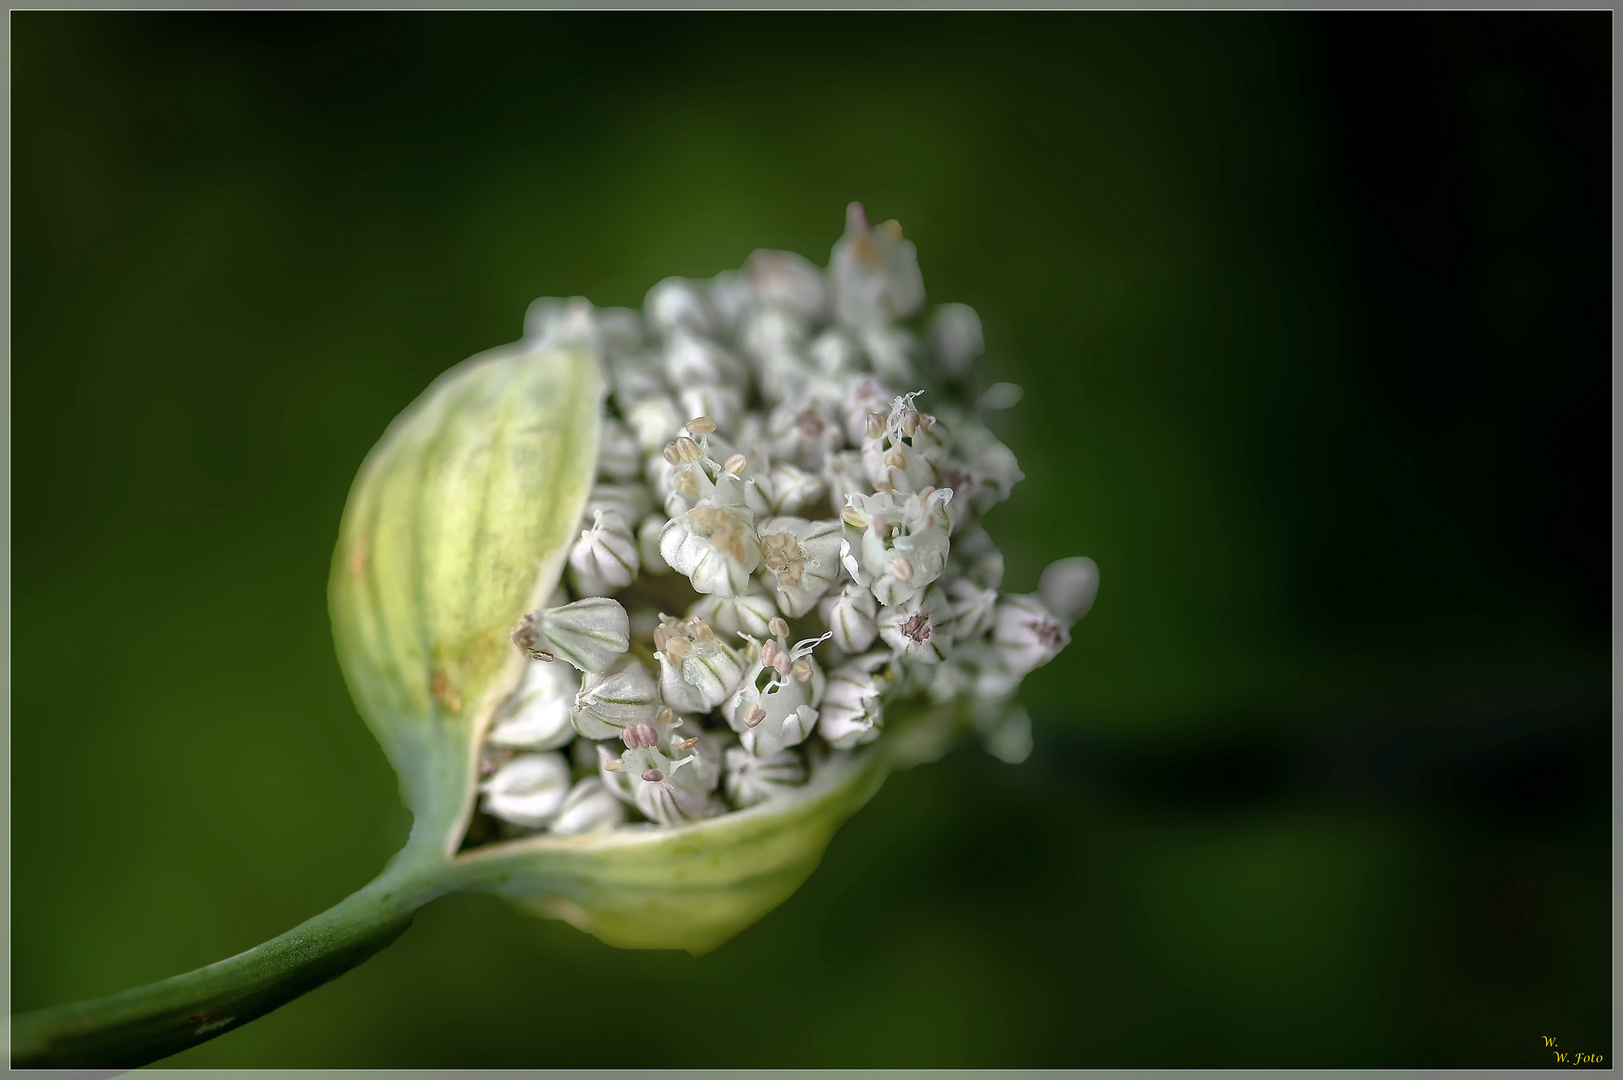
left=183, top=1010, right=221, bottom=1028
left=347, top=538, right=370, bottom=576
left=430, top=670, right=463, bottom=715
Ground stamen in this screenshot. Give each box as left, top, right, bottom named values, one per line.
left=680, top=736, right=700, bottom=749
left=745, top=705, right=768, bottom=728
left=792, top=658, right=813, bottom=683
left=675, top=437, right=702, bottom=463
left=867, top=413, right=887, bottom=440
left=604, top=758, right=623, bottom=772
left=890, top=557, right=914, bottom=581
left=841, top=505, right=867, bottom=528
left=724, top=453, right=748, bottom=476
left=642, top=768, right=665, bottom=783
left=622, top=723, right=659, bottom=749
left=685, top=416, right=717, bottom=434
left=884, top=451, right=907, bottom=469
left=769, top=617, right=791, bottom=638
left=662, top=442, right=682, bottom=466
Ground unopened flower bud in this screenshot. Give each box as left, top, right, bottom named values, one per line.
left=825, top=449, right=872, bottom=509
left=1038, top=556, right=1100, bottom=628
left=597, top=417, right=643, bottom=482
left=479, top=752, right=572, bottom=830
left=861, top=326, right=921, bottom=387
left=664, top=326, right=747, bottom=387
left=724, top=745, right=807, bottom=808
left=511, top=596, right=631, bottom=675
left=819, top=652, right=892, bottom=749
left=978, top=701, right=1033, bottom=765
left=928, top=302, right=985, bottom=377
left=681, top=386, right=743, bottom=434
left=809, top=327, right=865, bottom=380
left=689, top=587, right=777, bottom=638
left=746, top=248, right=828, bottom=321
left=573, top=654, right=661, bottom=739
left=626, top=395, right=685, bottom=455
left=523, top=296, right=599, bottom=353
left=548, top=777, right=627, bottom=835
left=487, top=657, right=578, bottom=750
left=819, top=583, right=879, bottom=654
left=637, top=514, right=671, bottom=574
left=757, top=461, right=828, bottom=517
left=991, top=594, right=1070, bottom=677
left=942, top=577, right=999, bottom=641
left=644, top=277, right=714, bottom=338
left=569, top=510, right=639, bottom=593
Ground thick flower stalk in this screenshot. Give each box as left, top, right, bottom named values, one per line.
left=473, top=202, right=1097, bottom=839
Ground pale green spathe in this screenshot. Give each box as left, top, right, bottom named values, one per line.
left=329, top=342, right=604, bottom=858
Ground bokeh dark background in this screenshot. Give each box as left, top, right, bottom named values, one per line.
left=12, top=12, right=1610, bottom=1067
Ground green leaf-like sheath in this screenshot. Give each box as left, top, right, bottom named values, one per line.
left=449, top=743, right=894, bottom=954
left=329, top=343, right=603, bottom=859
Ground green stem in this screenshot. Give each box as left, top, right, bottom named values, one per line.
left=8, top=850, right=456, bottom=1069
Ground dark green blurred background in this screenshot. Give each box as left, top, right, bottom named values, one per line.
left=12, top=13, right=1610, bottom=1067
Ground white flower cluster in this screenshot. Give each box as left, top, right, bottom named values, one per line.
left=473, top=203, right=1099, bottom=837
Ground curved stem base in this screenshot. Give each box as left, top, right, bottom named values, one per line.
left=9, top=856, right=453, bottom=1069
